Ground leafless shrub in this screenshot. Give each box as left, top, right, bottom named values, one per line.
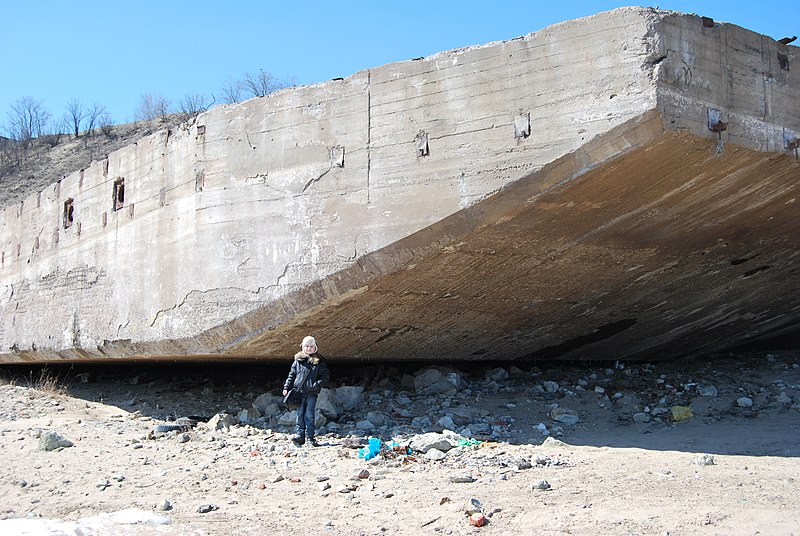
left=220, top=78, right=244, bottom=104
left=135, top=93, right=171, bottom=123
left=85, top=103, right=107, bottom=137
left=64, top=98, right=86, bottom=138
left=243, top=69, right=283, bottom=98
left=99, top=112, right=115, bottom=139
left=6, top=96, right=51, bottom=146
left=177, top=93, right=212, bottom=122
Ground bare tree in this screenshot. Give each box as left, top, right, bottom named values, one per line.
left=85, top=103, right=106, bottom=137
left=64, top=98, right=86, bottom=138
left=99, top=111, right=115, bottom=139
left=243, top=69, right=285, bottom=98
left=177, top=93, right=211, bottom=122
left=6, top=96, right=51, bottom=145
left=220, top=78, right=244, bottom=104
left=42, top=117, right=67, bottom=147
left=135, top=93, right=171, bottom=122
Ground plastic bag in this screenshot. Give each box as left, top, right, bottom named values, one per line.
left=357, top=437, right=382, bottom=460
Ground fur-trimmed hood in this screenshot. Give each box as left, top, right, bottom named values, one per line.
left=294, top=351, right=322, bottom=365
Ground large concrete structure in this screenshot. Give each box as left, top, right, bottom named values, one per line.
left=0, top=7, right=798, bottom=364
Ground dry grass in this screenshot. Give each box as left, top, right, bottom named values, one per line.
left=26, top=367, right=68, bottom=396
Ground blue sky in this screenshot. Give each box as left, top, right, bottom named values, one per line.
left=1, top=1, right=795, bottom=129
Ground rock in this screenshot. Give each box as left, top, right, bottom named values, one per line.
left=159, top=500, right=172, bottom=511
left=424, top=448, right=447, bottom=461
left=550, top=407, right=579, bottom=425
left=39, top=431, right=73, bottom=451
left=178, top=433, right=190, bottom=443
left=698, top=385, right=718, bottom=397
left=465, top=498, right=483, bottom=515
left=197, top=504, right=219, bottom=514
left=532, top=480, right=551, bottom=490
left=207, top=413, right=237, bottom=431
left=277, top=411, right=296, bottom=426
left=355, top=419, right=373, bottom=431
left=366, top=411, right=388, bottom=426
left=514, top=458, right=532, bottom=470
left=450, top=474, right=477, bottom=483
left=541, top=437, right=567, bottom=448
left=334, top=385, right=365, bottom=411
left=409, top=431, right=461, bottom=453
left=542, top=381, right=560, bottom=393
left=355, top=469, right=370, bottom=479
left=693, top=454, right=715, bottom=466
left=737, top=397, right=754, bottom=408
left=437, top=416, right=457, bottom=430
left=237, top=407, right=261, bottom=424
left=252, top=393, right=281, bottom=416
left=484, top=368, right=508, bottom=381
left=316, top=389, right=339, bottom=419
left=777, top=392, right=793, bottom=405
left=411, top=416, right=432, bottom=428
left=633, top=412, right=651, bottom=423
left=414, top=368, right=461, bottom=395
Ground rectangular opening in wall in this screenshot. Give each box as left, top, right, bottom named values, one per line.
left=195, top=171, right=205, bottom=192
left=113, top=178, right=125, bottom=212
left=63, top=198, right=74, bottom=229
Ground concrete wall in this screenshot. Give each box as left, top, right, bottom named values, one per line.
left=0, top=7, right=797, bottom=361
left=656, top=13, right=799, bottom=150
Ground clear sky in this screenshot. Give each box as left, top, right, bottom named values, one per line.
left=1, top=1, right=796, bottom=129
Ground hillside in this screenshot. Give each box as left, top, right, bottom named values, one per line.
left=0, top=116, right=183, bottom=210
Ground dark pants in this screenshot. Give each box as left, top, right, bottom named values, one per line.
left=295, top=394, right=318, bottom=439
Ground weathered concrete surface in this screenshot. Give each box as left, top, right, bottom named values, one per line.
left=0, top=8, right=798, bottom=363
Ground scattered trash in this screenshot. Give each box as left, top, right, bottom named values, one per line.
left=357, top=437, right=382, bottom=460
left=469, top=512, right=487, bottom=527
left=671, top=406, right=693, bottom=422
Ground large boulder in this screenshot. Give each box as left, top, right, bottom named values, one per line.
left=414, top=368, right=462, bottom=396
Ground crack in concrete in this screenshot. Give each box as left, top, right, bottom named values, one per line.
left=302, top=164, right=333, bottom=193
left=149, top=257, right=302, bottom=328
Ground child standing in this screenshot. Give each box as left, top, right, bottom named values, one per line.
left=282, top=336, right=330, bottom=446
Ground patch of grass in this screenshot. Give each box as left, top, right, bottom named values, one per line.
left=27, top=367, right=68, bottom=396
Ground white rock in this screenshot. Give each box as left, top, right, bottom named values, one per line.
left=39, top=431, right=73, bottom=451
left=550, top=408, right=579, bottom=425
left=424, top=448, right=447, bottom=461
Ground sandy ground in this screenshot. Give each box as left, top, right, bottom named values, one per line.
left=1, top=351, right=799, bottom=536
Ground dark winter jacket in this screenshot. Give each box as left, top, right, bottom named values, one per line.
left=283, top=352, right=330, bottom=395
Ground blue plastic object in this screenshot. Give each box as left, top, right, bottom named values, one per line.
left=357, top=437, right=382, bottom=460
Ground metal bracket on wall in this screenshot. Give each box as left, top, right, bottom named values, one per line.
left=707, top=108, right=728, bottom=138
left=415, top=132, right=429, bottom=157
left=330, top=145, right=345, bottom=167
left=784, top=129, right=799, bottom=159
left=514, top=112, right=531, bottom=139
left=707, top=108, right=728, bottom=154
